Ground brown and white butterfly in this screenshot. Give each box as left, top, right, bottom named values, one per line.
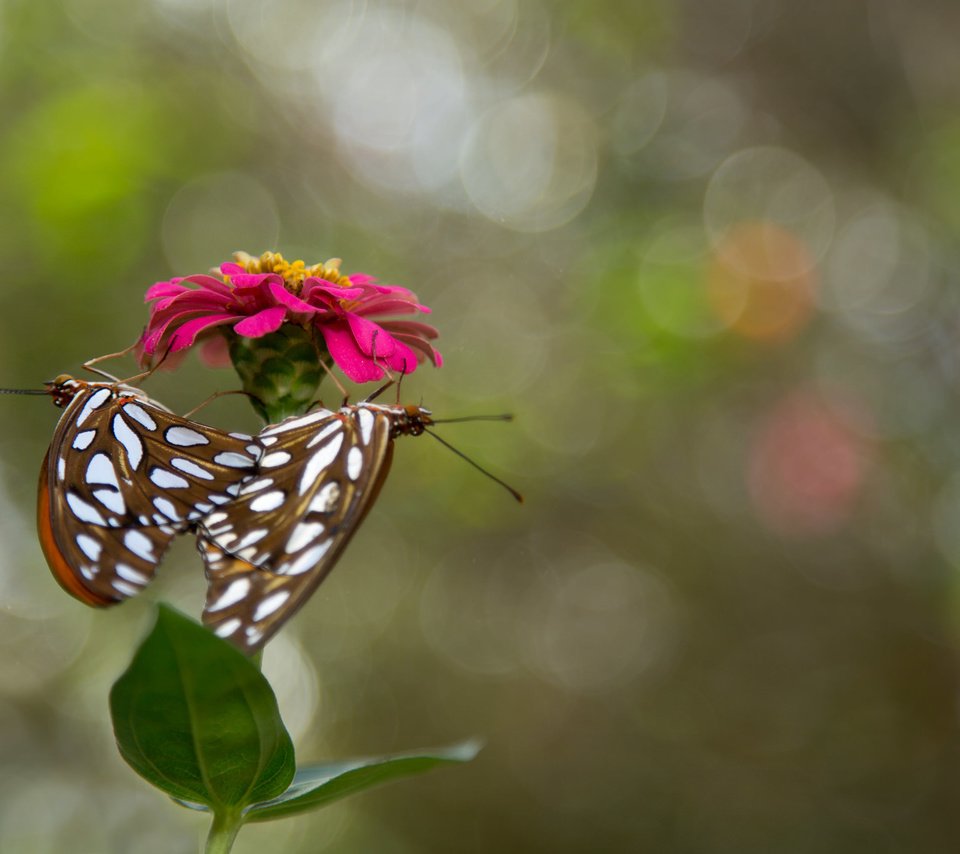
left=196, top=401, right=498, bottom=653
left=34, top=374, right=261, bottom=606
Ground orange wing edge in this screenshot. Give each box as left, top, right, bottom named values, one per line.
left=36, top=449, right=117, bottom=607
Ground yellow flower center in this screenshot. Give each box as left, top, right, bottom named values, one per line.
left=229, top=250, right=354, bottom=293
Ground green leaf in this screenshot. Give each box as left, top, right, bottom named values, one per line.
left=109, top=604, right=295, bottom=811
left=243, top=739, right=483, bottom=822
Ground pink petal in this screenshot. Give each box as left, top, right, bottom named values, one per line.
left=142, top=309, right=211, bottom=354
left=383, top=337, right=419, bottom=375
left=150, top=291, right=232, bottom=315
left=145, top=281, right=191, bottom=301
left=347, top=273, right=377, bottom=287
left=347, top=314, right=398, bottom=359
left=302, top=278, right=366, bottom=301
left=227, top=272, right=284, bottom=289
left=232, top=306, right=288, bottom=337
left=379, top=319, right=440, bottom=339
left=178, top=273, right=234, bottom=295
left=200, top=333, right=233, bottom=368
left=152, top=347, right=191, bottom=371
left=219, top=263, right=246, bottom=276
left=266, top=281, right=321, bottom=315
left=353, top=296, right=430, bottom=315
left=387, top=331, right=442, bottom=364
left=320, top=324, right=386, bottom=383
left=167, top=313, right=240, bottom=351
left=347, top=277, right=420, bottom=299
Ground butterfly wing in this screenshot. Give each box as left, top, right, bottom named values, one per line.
left=197, top=405, right=395, bottom=652
left=39, top=385, right=260, bottom=605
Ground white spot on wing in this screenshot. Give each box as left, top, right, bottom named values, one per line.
left=149, top=468, right=189, bottom=489
left=306, top=421, right=342, bottom=449
left=113, top=579, right=140, bottom=597
left=206, top=523, right=233, bottom=536
left=76, top=534, right=102, bottom=562
left=214, top=451, right=256, bottom=469
left=116, top=563, right=150, bottom=585
left=208, top=577, right=251, bottom=612
left=124, top=530, right=155, bottom=561
left=285, top=521, right=325, bottom=554
left=278, top=539, right=333, bottom=575
left=72, top=429, right=96, bottom=451
left=93, top=488, right=125, bottom=515
left=249, top=490, right=286, bottom=513
left=75, top=388, right=111, bottom=428
left=86, top=452, right=119, bottom=487
left=153, top=497, right=181, bottom=521
left=215, top=617, right=242, bottom=637
left=66, top=493, right=107, bottom=526
left=357, top=407, right=375, bottom=445
left=239, top=477, right=274, bottom=495
left=261, top=409, right=334, bottom=436
left=165, top=426, right=209, bottom=447
left=346, top=446, right=363, bottom=481
left=170, top=457, right=215, bottom=480
left=57, top=457, right=66, bottom=481
left=112, top=414, right=144, bottom=470
left=253, top=590, right=291, bottom=622
left=234, top=529, right=269, bottom=551
left=214, top=531, right=238, bottom=547
left=299, top=433, right=344, bottom=496
left=122, top=403, right=157, bottom=431
left=261, top=451, right=292, bottom=468
left=309, top=482, right=341, bottom=513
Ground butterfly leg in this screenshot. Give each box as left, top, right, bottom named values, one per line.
left=362, top=332, right=410, bottom=403
left=308, top=326, right=351, bottom=405
left=182, top=389, right=263, bottom=419
left=82, top=339, right=141, bottom=382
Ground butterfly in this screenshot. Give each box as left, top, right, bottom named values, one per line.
left=33, top=374, right=261, bottom=607
left=196, top=401, right=520, bottom=653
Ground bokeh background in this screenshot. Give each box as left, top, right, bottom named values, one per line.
left=1, top=0, right=960, bottom=851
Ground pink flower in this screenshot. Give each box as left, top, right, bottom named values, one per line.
left=138, top=252, right=442, bottom=382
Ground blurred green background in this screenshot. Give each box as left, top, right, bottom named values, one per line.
left=2, top=0, right=960, bottom=851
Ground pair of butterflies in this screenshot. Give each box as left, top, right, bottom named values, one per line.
left=36, top=372, right=459, bottom=653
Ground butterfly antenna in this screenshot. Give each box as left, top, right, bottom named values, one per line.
left=431, top=414, right=514, bottom=424
left=424, top=428, right=524, bottom=503
left=0, top=387, right=48, bottom=395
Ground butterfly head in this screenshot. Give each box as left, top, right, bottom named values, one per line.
left=394, top=404, right=434, bottom=437
left=44, top=374, right=88, bottom=408
left=356, top=402, right=434, bottom=437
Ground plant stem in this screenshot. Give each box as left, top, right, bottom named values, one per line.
left=204, top=809, right=242, bottom=854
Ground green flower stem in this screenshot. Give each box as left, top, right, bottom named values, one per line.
left=227, top=325, right=325, bottom=424
left=205, top=809, right=243, bottom=854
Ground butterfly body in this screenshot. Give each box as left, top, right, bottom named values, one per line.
left=37, top=374, right=261, bottom=606
left=198, top=401, right=434, bottom=651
